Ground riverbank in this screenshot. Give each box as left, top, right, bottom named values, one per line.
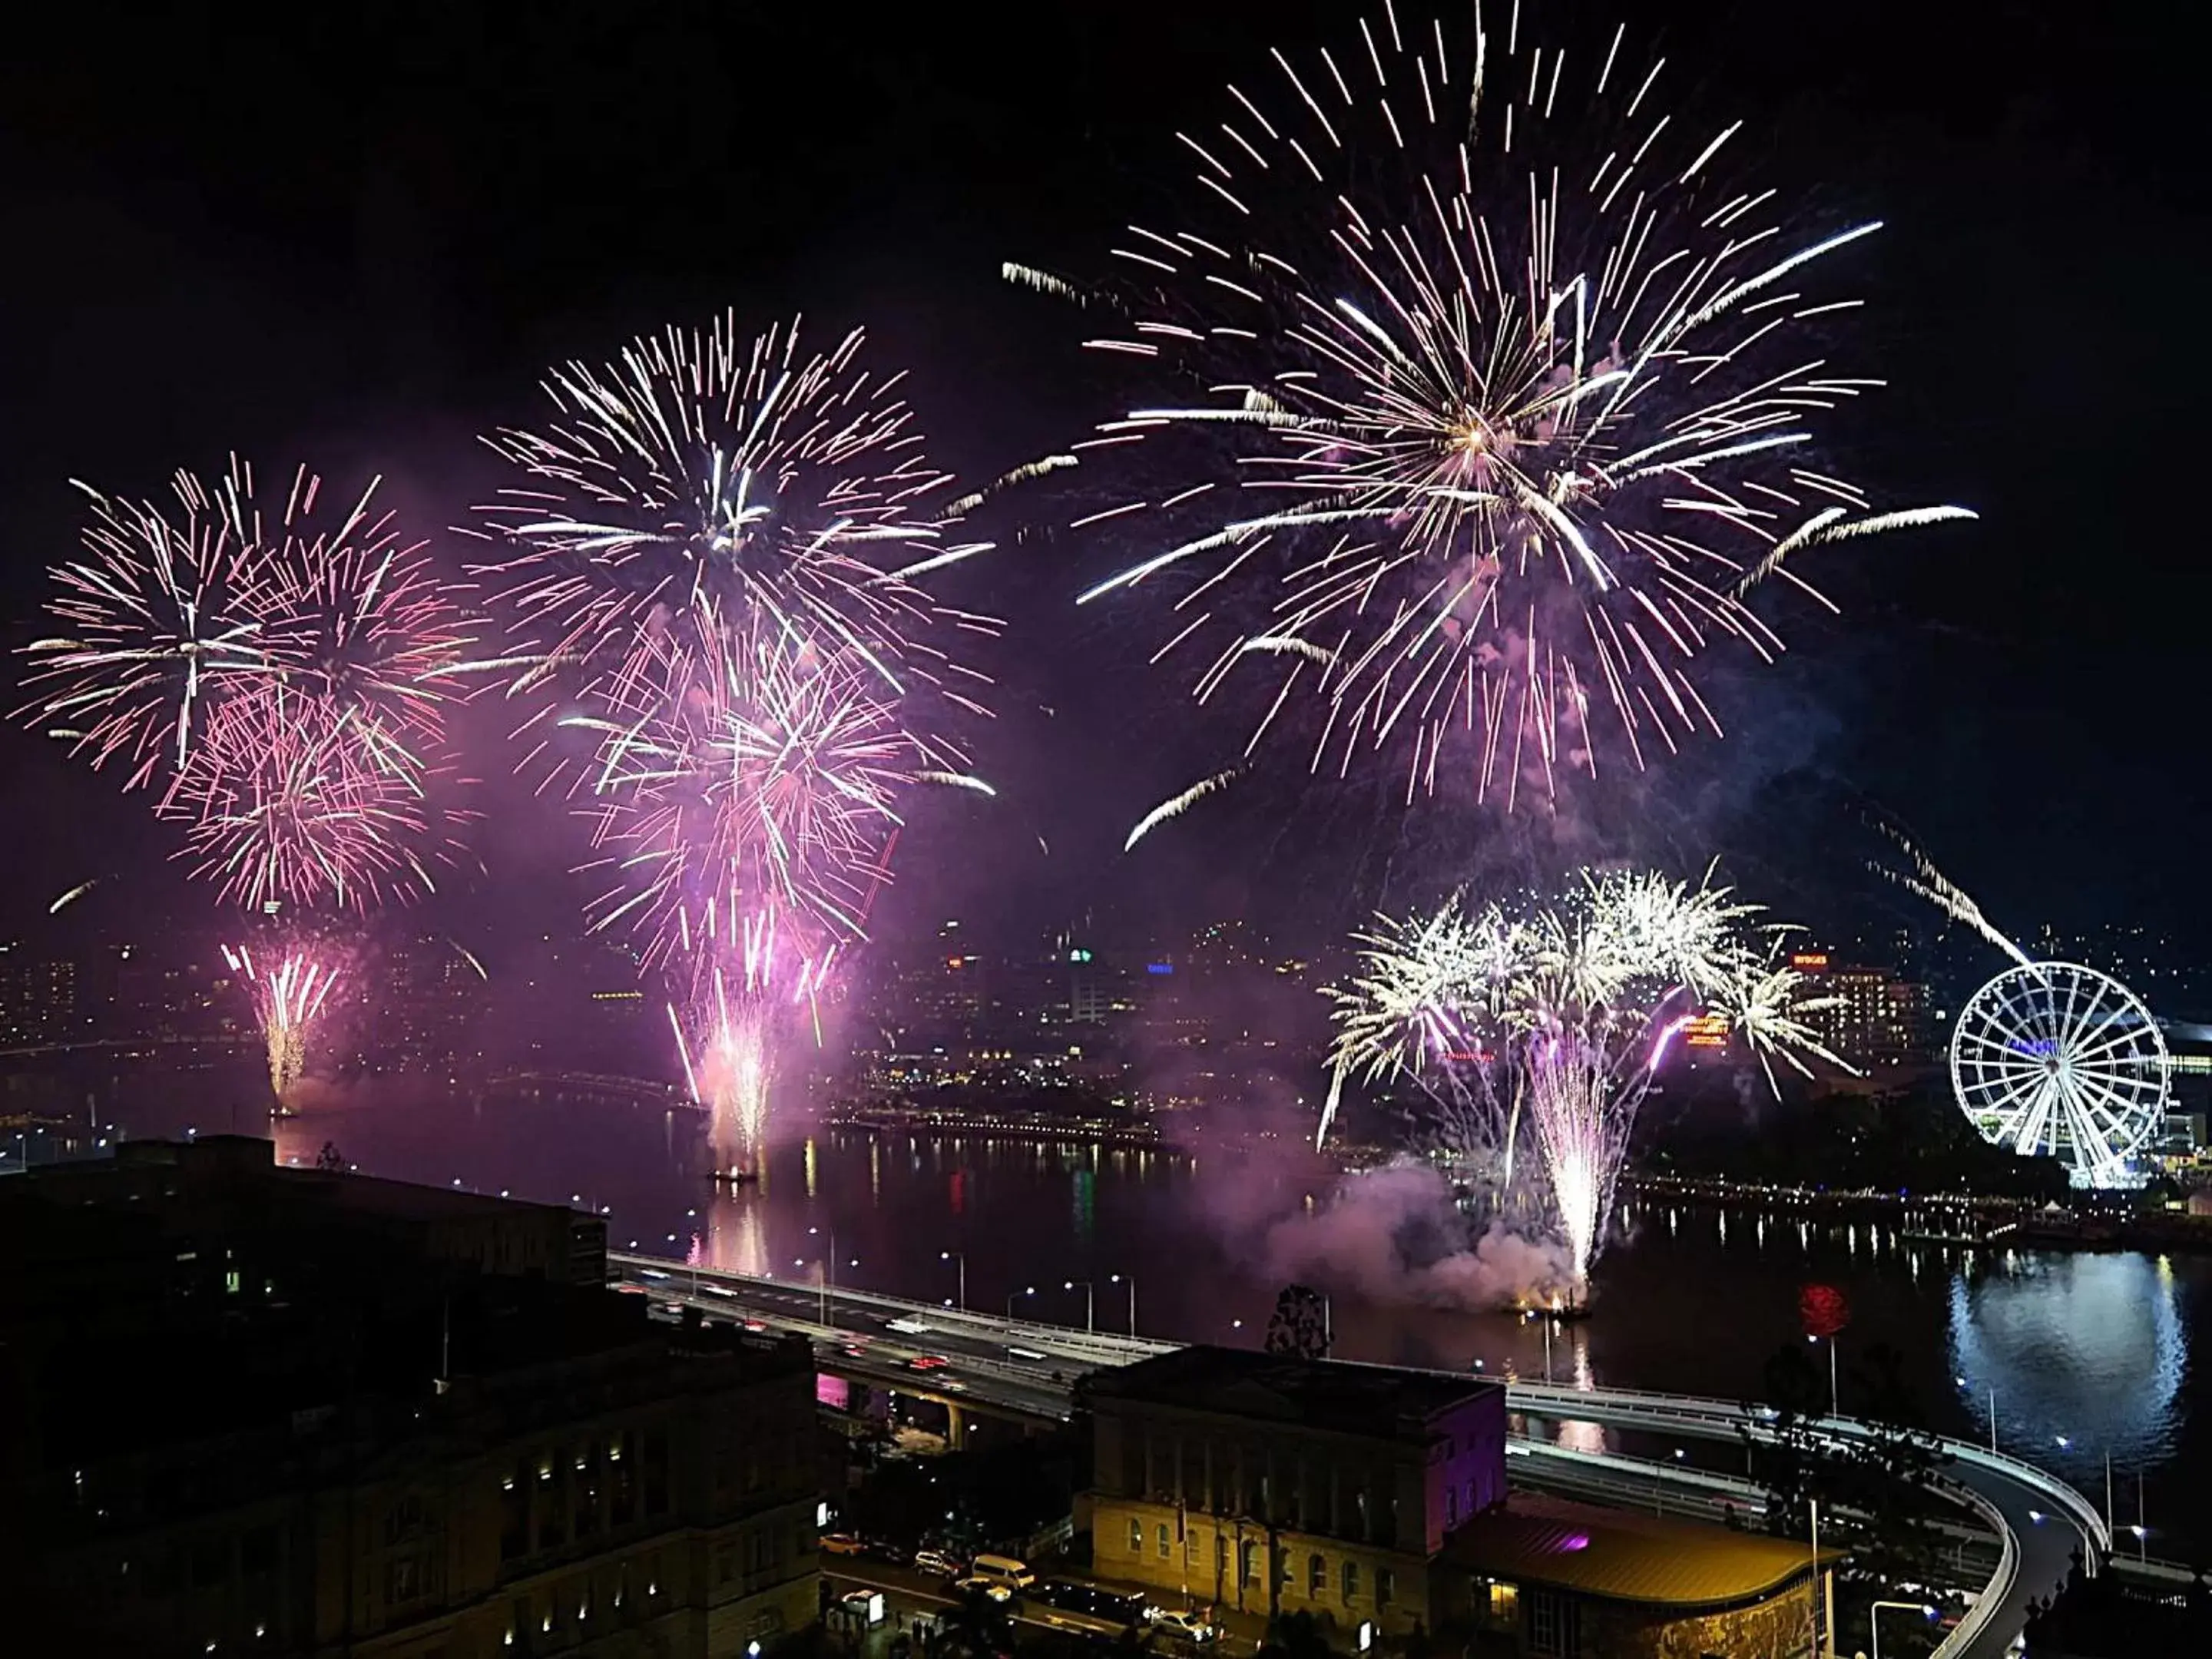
left=1624, top=1172, right=2212, bottom=1254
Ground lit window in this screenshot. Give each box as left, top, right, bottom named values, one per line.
left=1342, top=1561, right=1359, bottom=1602
left=1129, top=1519, right=1143, bottom=1554
left=1157, top=1523, right=1172, bottom=1559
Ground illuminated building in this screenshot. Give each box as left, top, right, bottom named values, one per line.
left=1787, top=952, right=1932, bottom=1071
left=0, top=944, right=80, bottom=1046
left=1081, top=1347, right=1830, bottom=1656
left=1083, top=1346, right=1507, bottom=1646
left=4, top=1136, right=821, bottom=1656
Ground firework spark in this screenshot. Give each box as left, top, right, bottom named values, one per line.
left=467, top=312, right=998, bottom=717
left=1124, top=765, right=1244, bottom=853
left=20, top=459, right=470, bottom=797
left=222, top=940, right=343, bottom=1100
left=1872, top=820, right=2035, bottom=970
left=1324, top=868, right=1839, bottom=1289
left=166, top=685, right=469, bottom=912
left=471, top=315, right=995, bottom=1171
left=1046, top=5, right=1972, bottom=807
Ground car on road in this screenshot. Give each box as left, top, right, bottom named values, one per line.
left=841, top=1343, right=869, bottom=1358
left=819, top=1533, right=864, bottom=1556
left=906, top=1354, right=951, bottom=1371
left=913, top=1548, right=965, bottom=1579
left=1144, top=1609, right=1219, bottom=1643
left=943, top=1380, right=969, bottom=1392
left=954, top=1575, right=1017, bottom=1604
left=741, top=1318, right=769, bottom=1332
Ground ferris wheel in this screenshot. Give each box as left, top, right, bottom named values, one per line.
left=1949, top=961, right=2168, bottom=1189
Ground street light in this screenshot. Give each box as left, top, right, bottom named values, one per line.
left=1806, top=1333, right=1838, bottom=1416
left=1063, top=1280, right=1095, bottom=1333
left=941, top=1250, right=966, bottom=1311
left=1108, top=1271, right=1137, bottom=1335
left=1008, top=1285, right=1036, bottom=1318
left=1956, top=1375, right=1997, bottom=1454
left=1868, top=1601, right=1937, bottom=1659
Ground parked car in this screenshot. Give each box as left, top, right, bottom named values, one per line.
left=913, top=1548, right=965, bottom=1579
left=819, top=1532, right=865, bottom=1556
left=955, top=1576, right=1017, bottom=1604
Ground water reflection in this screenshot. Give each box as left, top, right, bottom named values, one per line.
left=1946, top=1252, right=2186, bottom=1479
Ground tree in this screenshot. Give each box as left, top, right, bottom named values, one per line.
left=1264, top=1286, right=1330, bottom=1359
left=1829, top=1343, right=1953, bottom=1587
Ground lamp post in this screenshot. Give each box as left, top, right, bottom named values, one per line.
left=1869, top=1601, right=1936, bottom=1659
left=1808, top=1333, right=1837, bottom=1416
left=941, top=1250, right=965, bottom=1312
left=1007, top=1285, right=1035, bottom=1318
left=1109, top=1271, right=1137, bottom=1335
left=1063, top=1280, right=1095, bottom=1333
left=794, top=1258, right=827, bottom=1326
left=1957, top=1375, right=1996, bottom=1453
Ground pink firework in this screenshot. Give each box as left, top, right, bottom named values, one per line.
left=468, top=313, right=998, bottom=718
left=20, top=457, right=473, bottom=798
left=221, top=939, right=344, bottom=1099
left=166, top=683, right=472, bottom=913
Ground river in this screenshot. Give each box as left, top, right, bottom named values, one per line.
left=78, top=1066, right=2208, bottom=1556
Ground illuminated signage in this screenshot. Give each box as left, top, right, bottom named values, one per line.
left=1147, top=962, right=1174, bottom=975
left=1791, top=952, right=1830, bottom=970
left=1068, top=949, right=1092, bottom=963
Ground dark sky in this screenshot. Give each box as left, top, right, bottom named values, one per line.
left=2, top=0, right=2204, bottom=962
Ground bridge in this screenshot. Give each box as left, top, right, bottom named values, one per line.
left=611, top=1253, right=2123, bottom=1659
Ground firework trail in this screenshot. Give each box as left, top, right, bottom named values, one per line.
left=18, top=457, right=478, bottom=1103
left=1031, top=3, right=1972, bottom=810
left=222, top=940, right=344, bottom=1099
left=1124, top=765, right=1244, bottom=853
left=470, top=315, right=994, bottom=1171
left=1324, top=868, right=1839, bottom=1291
left=1870, top=820, right=2035, bottom=970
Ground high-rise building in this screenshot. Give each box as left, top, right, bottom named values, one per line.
left=0, top=943, right=79, bottom=1045
left=1787, top=952, right=1932, bottom=1071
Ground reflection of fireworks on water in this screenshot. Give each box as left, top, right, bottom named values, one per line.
left=1035, top=6, right=1970, bottom=808
left=692, top=1179, right=772, bottom=1277
left=1325, top=869, right=1840, bottom=1290
left=221, top=940, right=343, bottom=1100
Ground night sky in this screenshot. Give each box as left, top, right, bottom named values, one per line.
left=2, top=0, right=2204, bottom=962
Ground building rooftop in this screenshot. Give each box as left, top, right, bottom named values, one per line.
left=1082, top=1345, right=1495, bottom=1439
left=1449, top=1492, right=1835, bottom=1611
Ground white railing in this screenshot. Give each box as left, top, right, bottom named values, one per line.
left=1505, top=1381, right=2110, bottom=1555
left=1930, top=1481, right=2018, bottom=1659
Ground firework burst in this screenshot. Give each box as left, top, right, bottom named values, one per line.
left=19, top=457, right=478, bottom=1104
left=1035, top=3, right=1972, bottom=809
left=470, top=314, right=996, bottom=1171
left=467, top=312, right=998, bottom=717
left=1324, top=868, right=1841, bottom=1290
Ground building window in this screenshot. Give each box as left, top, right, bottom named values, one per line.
left=1129, top=1518, right=1144, bottom=1555
left=1240, top=1539, right=1260, bottom=1589
left=1377, top=1568, right=1394, bottom=1610
left=1485, top=1581, right=1519, bottom=1625
left=1445, top=1487, right=1458, bottom=1529
left=1157, top=1523, right=1172, bottom=1560
left=1308, top=1555, right=1326, bottom=1598
left=1341, top=1560, right=1359, bottom=1603
left=1528, top=1588, right=1578, bottom=1657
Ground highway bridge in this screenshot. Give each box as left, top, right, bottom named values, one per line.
left=611, top=1253, right=2121, bottom=1659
